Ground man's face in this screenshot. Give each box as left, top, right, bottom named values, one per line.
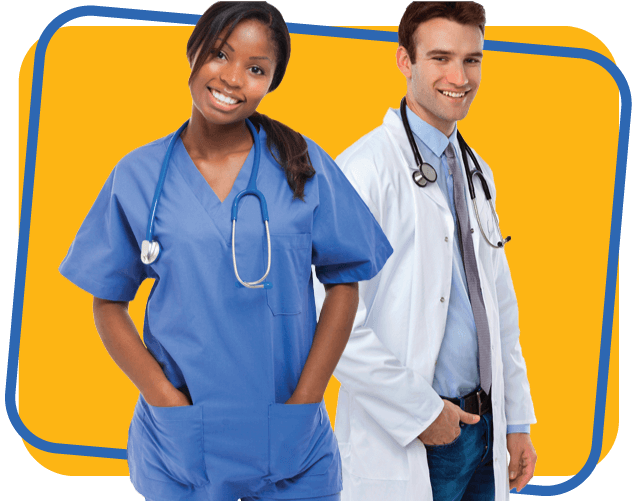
left=399, top=18, right=483, bottom=136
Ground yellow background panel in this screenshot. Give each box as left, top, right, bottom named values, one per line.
left=18, top=26, right=619, bottom=476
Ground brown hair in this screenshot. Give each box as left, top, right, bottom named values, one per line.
left=187, top=1, right=314, bottom=200
left=398, top=2, right=486, bottom=62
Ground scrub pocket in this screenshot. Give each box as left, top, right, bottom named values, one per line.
left=267, top=401, right=336, bottom=483
left=135, top=399, right=209, bottom=487
left=263, top=233, right=311, bottom=315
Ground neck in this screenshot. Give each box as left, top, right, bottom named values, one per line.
left=182, top=107, right=253, bottom=159
left=405, top=94, right=455, bottom=138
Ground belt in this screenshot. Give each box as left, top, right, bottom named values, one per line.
left=443, top=388, right=491, bottom=416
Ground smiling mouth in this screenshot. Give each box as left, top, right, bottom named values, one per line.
left=209, top=88, right=241, bottom=106
left=439, top=90, right=468, bottom=98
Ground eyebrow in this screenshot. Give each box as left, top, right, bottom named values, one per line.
left=426, top=49, right=483, bottom=58
left=214, top=39, right=271, bottom=61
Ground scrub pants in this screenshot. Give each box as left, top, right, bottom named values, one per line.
left=424, top=411, right=494, bottom=501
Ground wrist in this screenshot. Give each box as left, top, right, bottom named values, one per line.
left=286, top=389, right=323, bottom=405
left=143, top=381, right=184, bottom=407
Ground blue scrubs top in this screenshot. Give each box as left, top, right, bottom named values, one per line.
left=60, top=123, right=392, bottom=501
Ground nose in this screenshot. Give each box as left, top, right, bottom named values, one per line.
left=220, top=62, right=243, bottom=88
left=446, top=61, right=468, bottom=87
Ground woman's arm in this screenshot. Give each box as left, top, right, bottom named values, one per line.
left=93, top=297, right=190, bottom=407
left=286, top=282, right=358, bottom=405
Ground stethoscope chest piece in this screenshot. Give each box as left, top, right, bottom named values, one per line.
left=412, top=162, right=437, bottom=187
left=141, top=239, right=160, bottom=265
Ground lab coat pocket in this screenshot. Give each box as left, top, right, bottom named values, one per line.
left=138, top=399, right=209, bottom=487
left=263, top=233, right=311, bottom=315
left=268, top=401, right=337, bottom=483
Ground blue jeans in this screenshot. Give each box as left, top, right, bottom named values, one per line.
left=425, top=411, right=494, bottom=501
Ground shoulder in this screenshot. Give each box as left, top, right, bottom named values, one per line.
left=302, top=135, right=334, bottom=171
left=332, top=119, right=404, bottom=212
left=335, top=108, right=412, bottom=199
left=112, top=135, right=170, bottom=186
left=115, top=135, right=168, bottom=169
left=336, top=122, right=397, bottom=178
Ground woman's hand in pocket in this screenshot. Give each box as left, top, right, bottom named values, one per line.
left=145, top=382, right=191, bottom=408
left=285, top=392, right=322, bottom=405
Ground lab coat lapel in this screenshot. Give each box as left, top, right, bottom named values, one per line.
left=382, top=110, right=449, bottom=212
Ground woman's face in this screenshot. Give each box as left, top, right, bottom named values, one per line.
left=189, top=19, right=277, bottom=126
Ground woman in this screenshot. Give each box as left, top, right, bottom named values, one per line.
left=59, top=2, right=391, bottom=501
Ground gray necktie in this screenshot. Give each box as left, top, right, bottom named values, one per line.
left=445, top=143, right=492, bottom=394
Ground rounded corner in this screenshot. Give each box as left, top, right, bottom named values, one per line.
left=561, top=26, right=616, bottom=63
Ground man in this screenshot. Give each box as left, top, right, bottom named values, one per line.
left=331, top=3, right=536, bottom=500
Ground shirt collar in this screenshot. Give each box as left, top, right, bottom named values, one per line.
left=405, top=105, right=458, bottom=159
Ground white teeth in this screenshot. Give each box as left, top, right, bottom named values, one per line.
left=211, top=89, right=238, bottom=105
left=442, top=90, right=466, bottom=98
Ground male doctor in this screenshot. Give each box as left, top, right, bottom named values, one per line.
left=331, top=2, right=536, bottom=500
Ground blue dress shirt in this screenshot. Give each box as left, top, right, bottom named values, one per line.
left=397, top=107, right=529, bottom=435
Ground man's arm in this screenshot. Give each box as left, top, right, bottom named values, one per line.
left=332, top=277, right=445, bottom=447
left=327, top=147, right=444, bottom=447
left=493, top=213, right=537, bottom=490
left=507, top=433, right=537, bottom=492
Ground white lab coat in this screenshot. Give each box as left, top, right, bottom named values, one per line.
left=326, top=109, right=536, bottom=501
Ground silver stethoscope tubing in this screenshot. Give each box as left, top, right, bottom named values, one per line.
left=399, top=97, right=511, bottom=249
left=141, top=119, right=272, bottom=289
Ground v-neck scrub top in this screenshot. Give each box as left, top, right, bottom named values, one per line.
left=60, top=124, right=393, bottom=501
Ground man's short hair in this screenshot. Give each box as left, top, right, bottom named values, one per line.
left=398, top=2, right=486, bottom=62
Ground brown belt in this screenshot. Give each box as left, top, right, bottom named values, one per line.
left=443, top=388, right=491, bottom=416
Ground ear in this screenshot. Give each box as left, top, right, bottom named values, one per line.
left=396, top=46, right=412, bottom=79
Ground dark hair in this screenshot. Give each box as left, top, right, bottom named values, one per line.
left=187, top=1, right=314, bottom=200
left=398, top=2, right=486, bottom=62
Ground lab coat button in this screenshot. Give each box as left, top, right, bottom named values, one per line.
left=445, top=236, right=449, bottom=242
left=440, top=297, right=445, bottom=303
left=471, top=228, right=475, bottom=233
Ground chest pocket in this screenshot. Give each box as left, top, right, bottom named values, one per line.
left=263, top=233, right=311, bottom=315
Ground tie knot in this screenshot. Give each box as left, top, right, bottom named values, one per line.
left=445, top=143, right=455, bottom=158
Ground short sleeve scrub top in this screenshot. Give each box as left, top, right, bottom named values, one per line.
left=60, top=123, right=393, bottom=501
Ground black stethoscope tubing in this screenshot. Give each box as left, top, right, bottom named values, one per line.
left=399, top=97, right=511, bottom=248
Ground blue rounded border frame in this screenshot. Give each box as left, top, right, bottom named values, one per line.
left=4, top=5, right=631, bottom=497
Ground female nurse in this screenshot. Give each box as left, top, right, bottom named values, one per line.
left=59, top=2, right=392, bottom=501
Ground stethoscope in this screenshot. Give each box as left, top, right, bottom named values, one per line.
left=140, top=119, right=273, bottom=289
left=399, top=97, right=511, bottom=249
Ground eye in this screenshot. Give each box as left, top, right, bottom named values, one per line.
left=433, top=57, right=447, bottom=62
left=466, top=58, right=481, bottom=64
left=249, top=66, right=265, bottom=75
left=213, top=49, right=227, bottom=60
